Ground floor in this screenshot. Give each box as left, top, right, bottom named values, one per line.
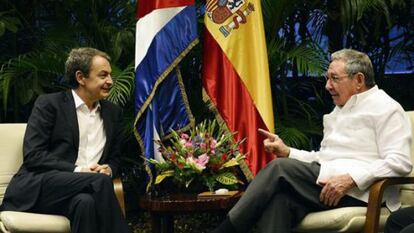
left=127, top=211, right=224, bottom=233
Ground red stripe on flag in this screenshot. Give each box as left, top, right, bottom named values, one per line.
left=202, top=30, right=276, bottom=176
left=136, top=0, right=195, bottom=19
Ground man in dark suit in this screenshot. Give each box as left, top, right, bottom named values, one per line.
left=0, top=47, right=130, bottom=233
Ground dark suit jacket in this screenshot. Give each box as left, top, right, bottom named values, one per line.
left=1, top=91, right=123, bottom=211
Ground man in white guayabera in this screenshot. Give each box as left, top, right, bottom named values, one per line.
left=212, top=48, right=412, bottom=233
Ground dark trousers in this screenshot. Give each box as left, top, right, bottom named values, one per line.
left=31, top=171, right=130, bottom=233
left=228, top=158, right=366, bottom=233
left=384, top=207, right=414, bottom=233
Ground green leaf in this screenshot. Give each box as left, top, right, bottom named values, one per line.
left=155, top=170, right=174, bottom=184
left=221, top=159, right=239, bottom=169
left=4, top=16, right=20, bottom=33
left=1, top=75, right=12, bottom=113
left=216, top=172, right=238, bottom=185
left=107, top=64, right=134, bottom=106
left=148, top=158, right=160, bottom=164
left=0, top=21, right=5, bottom=37
left=185, top=177, right=194, bottom=188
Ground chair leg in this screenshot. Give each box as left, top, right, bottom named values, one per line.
left=113, top=178, right=126, bottom=217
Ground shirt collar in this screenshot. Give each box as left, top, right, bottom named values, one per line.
left=352, top=85, right=378, bottom=106
left=71, top=90, right=101, bottom=112
left=338, top=85, right=379, bottom=111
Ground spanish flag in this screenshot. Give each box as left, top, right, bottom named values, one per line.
left=203, top=0, right=275, bottom=178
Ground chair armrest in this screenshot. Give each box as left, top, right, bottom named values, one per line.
left=364, top=177, right=414, bottom=233
left=0, top=221, right=10, bottom=233
left=113, top=177, right=126, bottom=216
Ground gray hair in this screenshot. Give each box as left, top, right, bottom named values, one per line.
left=65, top=47, right=111, bottom=88
left=331, top=49, right=376, bottom=88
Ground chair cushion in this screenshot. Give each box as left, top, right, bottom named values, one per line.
left=294, top=207, right=390, bottom=232
left=0, top=211, right=70, bottom=233
left=400, top=188, right=414, bottom=207
left=0, top=124, right=26, bottom=204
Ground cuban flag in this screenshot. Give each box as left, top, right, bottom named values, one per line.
left=134, top=0, right=198, bottom=189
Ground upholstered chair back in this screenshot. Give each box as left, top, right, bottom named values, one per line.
left=0, top=123, right=125, bottom=233
left=0, top=124, right=26, bottom=204
left=400, top=111, right=414, bottom=207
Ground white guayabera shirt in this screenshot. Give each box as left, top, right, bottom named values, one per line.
left=290, top=85, right=412, bottom=211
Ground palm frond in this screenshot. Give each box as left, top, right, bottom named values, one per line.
left=278, top=126, right=310, bottom=149
left=107, top=64, right=135, bottom=106
left=289, top=43, right=328, bottom=75
left=0, top=49, right=66, bottom=112
left=268, top=39, right=328, bottom=76
left=0, top=10, right=21, bottom=37
left=262, top=0, right=295, bottom=39
left=340, top=0, right=391, bottom=32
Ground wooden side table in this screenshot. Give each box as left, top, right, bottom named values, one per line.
left=139, top=192, right=242, bottom=233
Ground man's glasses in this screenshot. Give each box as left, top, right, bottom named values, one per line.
left=324, top=74, right=350, bottom=84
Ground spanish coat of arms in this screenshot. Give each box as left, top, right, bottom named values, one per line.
left=206, top=0, right=255, bottom=37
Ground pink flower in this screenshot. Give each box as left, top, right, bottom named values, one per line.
left=186, top=157, right=198, bottom=168
left=200, top=143, right=207, bottom=149
left=179, top=134, right=191, bottom=146
left=197, top=154, right=209, bottom=168
left=185, top=142, right=193, bottom=148
left=186, top=154, right=209, bottom=171
left=210, top=139, right=217, bottom=149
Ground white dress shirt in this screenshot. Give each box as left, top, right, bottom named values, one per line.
left=289, top=86, right=412, bottom=211
left=72, top=90, right=106, bottom=171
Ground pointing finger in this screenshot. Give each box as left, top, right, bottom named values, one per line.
left=258, top=128, right=277, bottom=140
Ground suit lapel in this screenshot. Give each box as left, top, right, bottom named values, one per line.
left=100, top=101, right=112, bottom=161
left=62, top=91, right=79, bottom=150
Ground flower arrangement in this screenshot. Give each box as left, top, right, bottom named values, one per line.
left=148, top=120, right=245, bottom=192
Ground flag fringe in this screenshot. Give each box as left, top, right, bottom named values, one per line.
left=202, top=88, right=254, bottom=182
left=133, top=38, right=198, bottom=150
left=134, top=39, right=199, bottom=192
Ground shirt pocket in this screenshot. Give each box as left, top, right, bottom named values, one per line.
left=340, top=116, right=376, bottom=147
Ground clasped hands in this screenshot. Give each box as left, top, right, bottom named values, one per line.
left=79, top=164, right=112, bottom=176
left=258, top=128, right=356, bottom=207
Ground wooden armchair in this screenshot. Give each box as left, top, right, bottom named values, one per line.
left=294, top=111, right=414, bottom=233
left=364, top=177, right=414, bottom=233
left=0, top=124, right=125, bottom=233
